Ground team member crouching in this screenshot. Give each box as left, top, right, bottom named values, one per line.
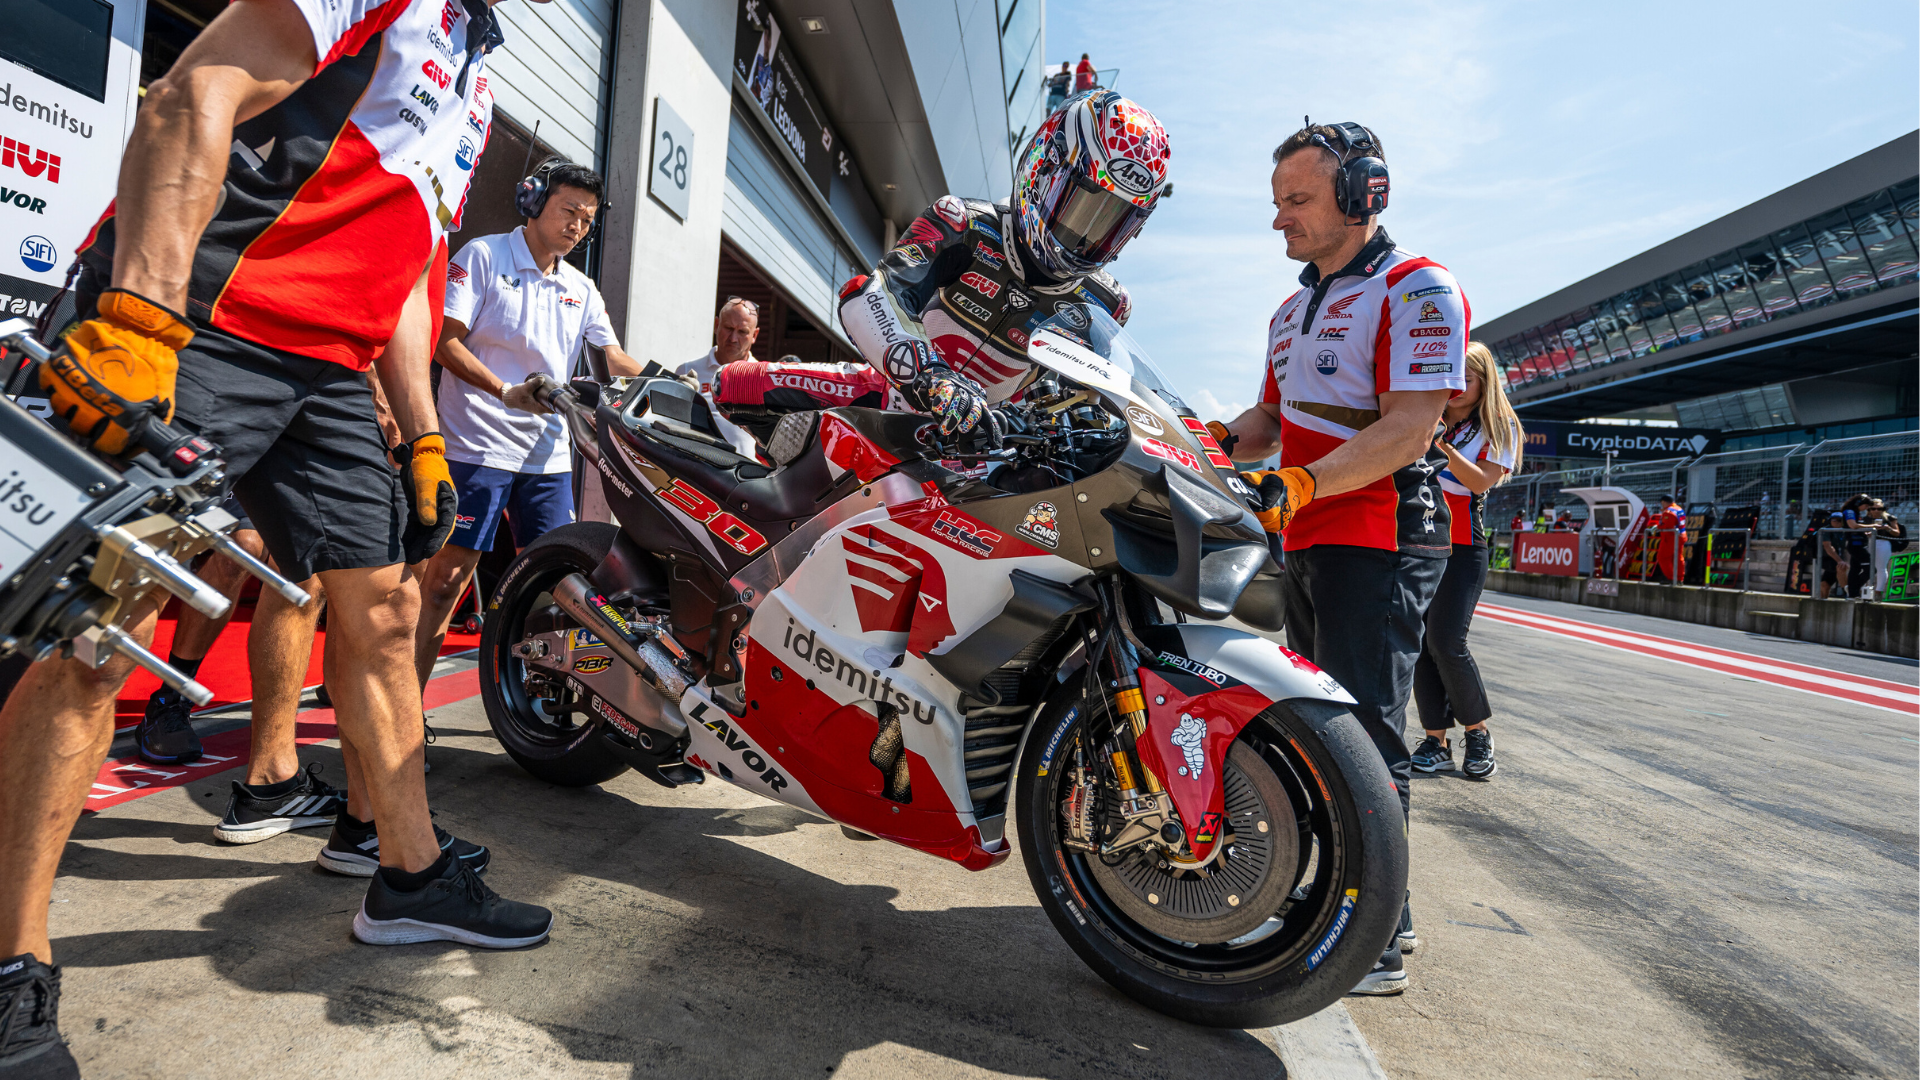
left=414, top=160, right=641, bottom=685
left=0, top=1, right=554, bottom=1072
left=1409, top=342, right=1522, bottom=781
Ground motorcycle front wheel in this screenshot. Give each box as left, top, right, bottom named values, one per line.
left=478, top=521, right=632, bottom=787
left=1014, top=692, right=1408, bottom=1029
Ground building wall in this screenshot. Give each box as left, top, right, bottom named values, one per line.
left=488, top=0, right=617, bottom=168
left=611, top=0, right=739, bottom=369
left=896, top=0, right=1016, bottom=203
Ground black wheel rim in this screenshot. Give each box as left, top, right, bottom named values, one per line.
left=1045, top=704, right=1355, bottom=982
left=489, top=558, right=596, bottom=753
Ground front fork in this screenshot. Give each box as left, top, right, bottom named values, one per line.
left=1068, top=581, right=1184, bottom=858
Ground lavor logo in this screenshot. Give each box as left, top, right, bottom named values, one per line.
left=1322, top=293, right=1361, bottom=320
left=1157, top=651, right=1229, bottom=686
left=692, top=701, right=791, bottom=792
left=959, top=271, right=1000, bottom=299
left=951, top=292, right=992, bottom=322
left=783, top=619, right=936, bottom=725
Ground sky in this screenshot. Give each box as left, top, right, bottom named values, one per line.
left=1043, top=0, right=1919, bottom=422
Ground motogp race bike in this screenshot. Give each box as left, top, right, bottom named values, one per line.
left=480, top=306, right=1407, bottom=1027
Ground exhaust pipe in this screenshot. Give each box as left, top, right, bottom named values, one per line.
left=551, top=572, right=690, bottom=721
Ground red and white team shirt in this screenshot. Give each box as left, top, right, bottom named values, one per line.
left=1258, top=230, right=1470, bottom=556
left=78, top=0, right=498, bottom=369
left=1436, top=416, right=1519, bottom=546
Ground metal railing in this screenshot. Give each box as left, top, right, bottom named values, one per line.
left=1686, top=444, right=1804, bottom=539
left=1800, top=432, right=1920, bottom=529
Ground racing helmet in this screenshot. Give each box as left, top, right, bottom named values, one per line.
left=1011, top=90, right=1171, bottom=281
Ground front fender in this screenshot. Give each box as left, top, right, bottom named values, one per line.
left=1130, top=623, right=1356, bottom=859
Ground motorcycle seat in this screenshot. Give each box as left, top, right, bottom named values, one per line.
left=621, top=406, right=851, bottom=525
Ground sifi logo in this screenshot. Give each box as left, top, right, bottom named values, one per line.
left=455, top=136, right=475, bottom=170
left=18, top=235, right=54, bottom=273
left=421, top=60, right=452, bottom=90
left=1016, top=501, right=1061, bottom=548
left=1321, top=293, right=1361, bottom=320
left=1124, top=405, right=1164, bottom=436
left=958, top=271, right=1000, bottom=299
left=1419, top=301, right=1445, bottom=323
left=1316, top=349, right=1338, bottom=374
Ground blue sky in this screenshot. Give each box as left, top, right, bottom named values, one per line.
left=1044, top=0, right=1919, bottom=422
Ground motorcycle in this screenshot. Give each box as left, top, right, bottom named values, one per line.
left=480, top=305, right=1407, bottom=1027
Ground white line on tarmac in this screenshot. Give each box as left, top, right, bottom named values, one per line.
left=1263, top=1002, right=1390, bottom=1080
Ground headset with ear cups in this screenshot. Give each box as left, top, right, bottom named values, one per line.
left=1304, top=118, right=1389, bottom=222
left=513, top=157, right=608, bottom=247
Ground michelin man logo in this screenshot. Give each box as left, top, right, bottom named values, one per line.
left=1170, top=713, right=1207, bottom=778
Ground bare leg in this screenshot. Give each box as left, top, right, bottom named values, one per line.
left=165, top=531, right=264, bottom=663
left=414, top=544, right=483, bottom=689
left=321, top=562, right=438, bottom=871
left=244, top=573, right=323, bottom=786
left=322, top=628, right=374, bottom=823
left=0, top=609, right=156, bottom=962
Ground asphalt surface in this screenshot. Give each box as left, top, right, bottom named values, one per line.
left=41, top=596, right=1920, bottom=1078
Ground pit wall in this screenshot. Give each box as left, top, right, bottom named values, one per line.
left=1483, top=571, right=1918, bottom=658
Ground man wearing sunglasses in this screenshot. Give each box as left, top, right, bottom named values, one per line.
left=838, top=90, right=1171, bottom=436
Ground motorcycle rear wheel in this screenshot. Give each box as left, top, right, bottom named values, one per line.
left=1015, top=694, right=1408, bottom=1029
left=479, top=521, right=632, bottom=787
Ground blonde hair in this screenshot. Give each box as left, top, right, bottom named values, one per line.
left=1464, top=341, right=1523, bottom=480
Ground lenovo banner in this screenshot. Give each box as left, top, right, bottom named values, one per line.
left=1513, top=532, right=1581, bottom=576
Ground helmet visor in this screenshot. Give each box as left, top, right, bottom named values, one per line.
left=1047, top=174, right=1153, bottom=265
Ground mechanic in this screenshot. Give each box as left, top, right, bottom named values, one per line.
left=1210, top=121, right=1470, bottom=998
left=677, top=297, right=766, bottom=457
left=836, top=89, right=1166, bottom=438
left=0, top=0, right=555, bottom=1070
left=414, top=159, right=640, bottom=689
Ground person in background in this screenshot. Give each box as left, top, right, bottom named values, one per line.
left=415, top=160, right=640, bottom=693
left=1535, top=505, right=1552, bottom=531
left=1075, top=53, right=1098, bottom=92
left=1820, top=511, right=1849, bottom=598
left=676, top=297, right=764, bottom=458
left=1550, top=510, right=1576, bottom=532
left=1409, top=343, right=1520, bottom=781
left=1863, top=498, right=1906, bottom=593
left=1653, top=494, right=1687, bottom=581
left=1045, top=62, right=1072, bottom=113
left=1509, top=510, right=1526, bottom=534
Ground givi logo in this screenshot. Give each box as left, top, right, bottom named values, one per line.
left=1514, top=533, right=1580, bottom=576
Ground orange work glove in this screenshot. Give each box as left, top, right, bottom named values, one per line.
left=40, top=288, right=194, bottom=455
left=1205, top=420, right=1239, bottom=458
left=1242, top=467, right=1316, bottom=534
left=393, top=432, right=458, bottom=560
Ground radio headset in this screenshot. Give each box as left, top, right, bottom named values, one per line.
left=1304, top=117, right=1389, bottom=223
left=511, top=123, right=610, bottom=248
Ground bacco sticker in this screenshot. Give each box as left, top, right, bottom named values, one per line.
left=1017, top=501, right=1061, bottom=548
left=1124, top=405, right=1165, bottom=436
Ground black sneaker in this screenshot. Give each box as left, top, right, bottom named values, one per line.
left=316, top=814, right=489, bottom=877
left=213, top=762, right=347, bottom=844
left=353, top=859, right=551, bottom=948
left=1410, top=734, right=1454, bottom=773
left=1462, top=727, right=1498, bottom=780
left=1350, top=941, right=1407, bottom=995
left=135, top=693, right=203, bottom=765
left=0, top=954, right=78, bottom=1079
left=1397, top=898, right=1419, bottom=952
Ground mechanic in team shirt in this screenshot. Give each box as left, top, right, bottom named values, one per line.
left=2, top=1, right=557, bottom=1068
left=836, top=90, right=1165, bottom=436
left=1409, top=342, right=1522, bottom=782
left=1210, top=121, right=1469, bottom=998
left=414, top=159, right=641, bottom=688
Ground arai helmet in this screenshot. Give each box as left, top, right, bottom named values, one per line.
left=1011, top=90, right=1171, bottom=281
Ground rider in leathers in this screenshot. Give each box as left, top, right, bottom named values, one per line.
left=838, top=90, right=1172, bottom=436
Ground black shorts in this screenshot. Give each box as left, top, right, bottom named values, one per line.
left=168, top=323, right=413, bottom=581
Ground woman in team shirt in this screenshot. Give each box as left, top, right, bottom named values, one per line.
left=1410, top=342, right=1523, bottom=780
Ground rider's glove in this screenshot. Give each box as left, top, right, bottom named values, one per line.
left=40, top=288, right=194, bottom=456
left=1241, top=466, right=1316, bottom=534
left=1205, top=420, right=1239, bottom=459
left=918, top=367, right=989, bottom=435
left=392, top=432, right=458, bottom=561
